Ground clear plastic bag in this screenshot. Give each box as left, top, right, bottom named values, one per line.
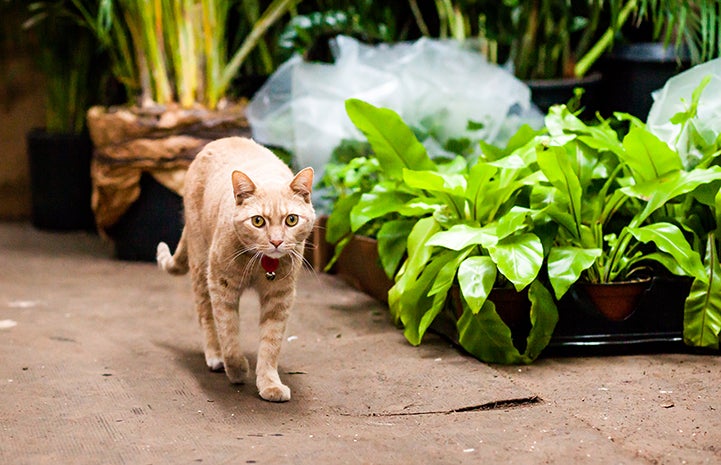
left=647, top=57, right=721, bottom=169
left=247, top=36, right=543, bottom=176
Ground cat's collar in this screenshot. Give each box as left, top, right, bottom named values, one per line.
left=261, top=255, right=280, bottom=281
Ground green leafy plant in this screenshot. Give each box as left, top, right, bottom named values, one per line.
left=327, top=98, right=558, bottom=364
left=326, top=75, right=721, bottom=360
left=279, top=8, right=393, bottom=62
left=652, top=76, right=721, bottom=350
left=530, top=106, right=721, bottom=302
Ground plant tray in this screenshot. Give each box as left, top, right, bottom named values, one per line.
left=323, top=234, right=704, bottom=356
left=546, top=277, right=692, bottom=354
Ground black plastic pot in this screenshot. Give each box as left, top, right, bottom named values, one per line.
left=526, top=72, right=603, bottom=116
left=108, top=173, right=183, bottom=261
left=599, top=42, right=690, bottom=119
left=27, top=128, right=95, bottom=231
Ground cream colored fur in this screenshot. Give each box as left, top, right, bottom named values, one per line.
left=157, top=137, right=315, bottom=402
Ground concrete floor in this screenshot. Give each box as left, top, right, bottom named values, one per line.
left=1, top=222, right=720, bottom=464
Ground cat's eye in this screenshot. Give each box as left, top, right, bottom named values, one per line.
left=251, top=216, right=266, bottom=228
left=285, top=214, right=299, bottom=227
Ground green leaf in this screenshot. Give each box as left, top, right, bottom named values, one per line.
left=488, top=233, right=544, bottom=291
left=545, top=105, right=587, bottom=136
left=456, top=300, right=526, bottom=364
left=398, top=197, right=444, bottom=216
left=622, top=167, right=721, bottom=224
left=324, top=235, right=352, bottom=272
left=669, top=76, right=710, bottom=125
left=345, top=99, right=435, bottom=180
left=621, top=127, right=683, bottom=182
left=547, top=246, right=602, bottom=299
left=350, top=186, right=412, bottom=232
left=523, top=281, right=559, bottom=361
left=388, top=217, right=440, bottom=319
left=420, top=250, right=473, bottom=339
left=716, top=188, right=721, bottom=237
left=402, top=169, right=467, bottom=197
left=494, top=207, right=534, bottom=240
left=377, top=219, right=415, bottom=279
left=458, top=256, right=497, bottom=313
left=325, top=192, right=362, bottom=245
left=398, top=250, right=457, bottom=345
left=640, top=252, right=689, bottom=277
left=428, top=249, right=471, bottom=297
left=536, top=145, right=583, bottom=238
left=683, top=235, right=721, bottom=349
left=627, top=223, right=706, bottom=281
left=426, top=223, right=499, bottom=251
left=465, top=161, right=497, bottom=203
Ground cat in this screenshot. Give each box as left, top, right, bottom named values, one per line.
left=156, top=137, right=315, bottom=402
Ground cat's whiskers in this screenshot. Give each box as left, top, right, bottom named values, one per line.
left=240, top=250, right=264, bottom=283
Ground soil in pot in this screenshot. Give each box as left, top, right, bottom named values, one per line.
left=333, top=235, right=394, bottom=303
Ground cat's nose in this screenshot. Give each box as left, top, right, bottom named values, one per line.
left=270, top=239, right=283, bottom=248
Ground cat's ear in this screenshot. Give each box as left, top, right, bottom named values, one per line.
left=290, top=167, right=314, bottom=203
left=232, top=170, right=256, bottom=205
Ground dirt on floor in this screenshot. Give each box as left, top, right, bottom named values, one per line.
left=1, top=222, right=719, bottom=465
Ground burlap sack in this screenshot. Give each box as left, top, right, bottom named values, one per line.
left=86, top=103, right=250, bottom=235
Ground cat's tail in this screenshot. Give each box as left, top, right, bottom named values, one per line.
left=157, top=229, right=189, bottom=275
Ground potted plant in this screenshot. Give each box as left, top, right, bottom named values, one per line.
left=70, top=0, right=300, bottom=259
left=325, top=98, right=559, bottom=364
left=646, top=74, right=721, bottom=350
left=21, top=0, right=106, bottom=230
left=531, top=105, right=721, bottom=328
left=411, top=0, right=636, bottom=112
left=326, top=87, right=721, bottom=360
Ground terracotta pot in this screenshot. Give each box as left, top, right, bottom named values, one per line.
left=333, top=235, right=394, bottom=303
left=578, top=279, right=652, bottom=322
left=304, top=215, right=334, bottom=272
left=488, top=287, right=531, bottom=329
left=451, top=286, right=529, bottom=325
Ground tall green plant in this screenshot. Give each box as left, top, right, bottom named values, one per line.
left=72, top=0, right=300, bottom=109
left=24, top=0, right=102, bottom=133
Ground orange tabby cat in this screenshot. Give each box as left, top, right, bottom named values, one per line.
left=157, top=137, right=315, bottom=402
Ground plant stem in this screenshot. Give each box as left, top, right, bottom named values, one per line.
left=574, top=0, right=637, bottom=78
left=216, top=0, right=297, bottom=108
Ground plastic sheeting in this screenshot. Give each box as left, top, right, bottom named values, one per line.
left=247, top=36, right=543, bottom=177
left=647, top=57, right=721, bottom=169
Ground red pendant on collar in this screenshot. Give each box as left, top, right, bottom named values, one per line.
left=261, top=255, right=280, bottom=280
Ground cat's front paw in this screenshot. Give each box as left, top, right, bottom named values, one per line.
left=259, top=383, right=291, bottom=402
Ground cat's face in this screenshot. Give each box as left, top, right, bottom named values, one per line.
left=231, top=168, right=315, bottom=259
